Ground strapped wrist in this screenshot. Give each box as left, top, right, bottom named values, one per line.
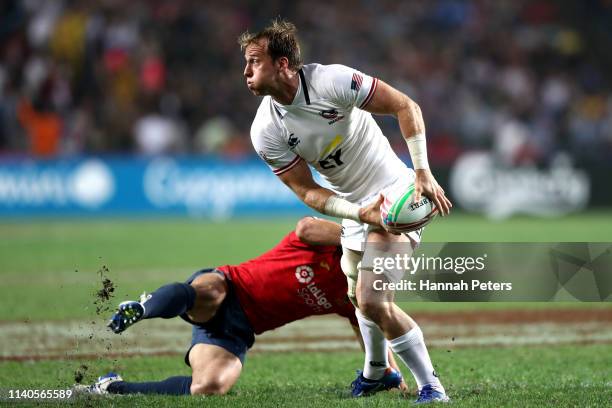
left=406, top=133, right=429, bottom=169
left=323, top=195, right=361, bottom=222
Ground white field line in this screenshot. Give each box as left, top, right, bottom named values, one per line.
left=1, top=316, right=611, bottom=359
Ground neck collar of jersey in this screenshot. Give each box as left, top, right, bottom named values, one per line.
left=272, top=68, right=309, bottom=116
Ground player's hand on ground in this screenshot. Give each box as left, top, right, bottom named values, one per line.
left=398, top=379, right=409, bottom=393
left=414, top=169, right=452, bottom=216
left=358, top=194, right=385, bottom=228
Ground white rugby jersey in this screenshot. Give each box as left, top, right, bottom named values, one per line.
left=251, top=63, right=408, bottom=203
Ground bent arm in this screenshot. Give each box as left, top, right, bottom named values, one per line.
left=362, top=80, right=452, bottom=215
left=277, top=159, right=336, bottom=214
left=278, top=159, right=383, bottom=226
left=295, top=217, right=342, bottom=246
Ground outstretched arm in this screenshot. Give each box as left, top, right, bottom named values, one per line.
left=362, top=80, right=452, bottom=216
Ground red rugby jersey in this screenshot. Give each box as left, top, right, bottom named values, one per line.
left=218, top=231, right=357, bottom=334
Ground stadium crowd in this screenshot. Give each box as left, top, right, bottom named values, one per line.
left=1, top=0, right=611, bottom=165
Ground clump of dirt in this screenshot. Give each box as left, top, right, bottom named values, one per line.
left=74, top=364, right=88, bottom=383
left=70, top=265, right=119, bottom=386
left=94, top=266, right=116, bottom=315
left=89, top=264, right=120, bottom=358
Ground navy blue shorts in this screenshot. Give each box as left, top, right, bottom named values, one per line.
left=181, top=268, right=255, bottom=365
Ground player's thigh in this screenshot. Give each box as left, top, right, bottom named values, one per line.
left=187, top=272, right=227, bottom=323
left=359, top=230, right=413, bottom=304
left=341, top=246, right=362, bottom=304
left=189, top=343, right=242, bottom=395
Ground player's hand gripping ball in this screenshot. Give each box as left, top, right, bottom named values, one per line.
left=380, top=184, right=438, bottom=233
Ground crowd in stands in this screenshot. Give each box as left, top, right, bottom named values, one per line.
left=1, top=0, right=611, bottom=165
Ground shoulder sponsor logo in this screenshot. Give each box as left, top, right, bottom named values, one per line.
left=295, top=265, right=314, bottom=283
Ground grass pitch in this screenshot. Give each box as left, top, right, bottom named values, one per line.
left=0, top=211, right=611, bottom=406
left=1, top=346, right=610, bottom=407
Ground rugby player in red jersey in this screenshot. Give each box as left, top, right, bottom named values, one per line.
left=80, top=218, right=406, bottom=396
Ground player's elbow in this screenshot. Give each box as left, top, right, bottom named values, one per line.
left=302, top=189, right=319, bottom=209
left=402, top=96, right=422, bottom=119
left=295, top=217, right=319, bottom=245
left=190, top=378, right=230, bottom=395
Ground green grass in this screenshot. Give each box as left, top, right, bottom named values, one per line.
left=0, top=212, right=611, bottom=406
left=1, top=212, right=611, bottom=320
left=0, top=219, right=297, bottom=320
left=1, top=346, right=610, bottom=407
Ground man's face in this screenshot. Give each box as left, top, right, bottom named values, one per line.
left=243, top=40, right=277, bottom=96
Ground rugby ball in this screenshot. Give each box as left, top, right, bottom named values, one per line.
left=380, top=185, right=438, bottom=232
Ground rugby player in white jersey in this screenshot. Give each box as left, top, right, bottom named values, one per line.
left=240, top=19, right=452, bottom=403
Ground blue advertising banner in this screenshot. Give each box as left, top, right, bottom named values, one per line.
left=0, top=156, right=312, bottom=218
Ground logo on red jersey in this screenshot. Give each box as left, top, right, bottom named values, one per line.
left=295, top=265, right=314, bottom=283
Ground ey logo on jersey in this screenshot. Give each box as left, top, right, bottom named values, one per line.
left=318, top=135, right=344, bottom=169
left=295, top=265, right=314, bottom=284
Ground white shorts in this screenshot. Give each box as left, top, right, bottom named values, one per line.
left=340, top=168, right=422, bottom=251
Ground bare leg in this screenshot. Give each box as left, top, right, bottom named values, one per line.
left=357, top=230, right=444, bottom=393
left=189, top=344, right=243, bottom=395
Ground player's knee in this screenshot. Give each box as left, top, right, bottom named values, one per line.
left=358, top=300, right=390, bottom=323
left=190, top=378, right=229, bottom=395
left=190, top=274, right=226, bottom=304
left=295, top=217, right=317, bottom=244
left=188, top=274, right=228, bottom=322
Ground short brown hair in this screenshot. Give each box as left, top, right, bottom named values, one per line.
left=238, top=19, right=303, bottom=71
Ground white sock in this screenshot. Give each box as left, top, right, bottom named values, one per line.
left=389, top=325, right=444, bottom=392
left=355, top=309, right=389, bottom=380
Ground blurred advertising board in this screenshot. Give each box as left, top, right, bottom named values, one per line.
left=0, top=153, right=601, bottom=219
left=0, top=156, right=310, bottom=218
left=449, top=152, right=591, bottom=219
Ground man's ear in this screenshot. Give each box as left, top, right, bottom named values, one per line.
left=275, top=56, right=290, bottom=72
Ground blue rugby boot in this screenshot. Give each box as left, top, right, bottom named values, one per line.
left=350, top=367, right=403, bottom=397
left=415, top=384, right=450, bottom=403
left=73, top=372, right=123, bottom=395
left=107, top=297, right=145, bottom=334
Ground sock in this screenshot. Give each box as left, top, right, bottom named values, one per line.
left=355, top=309, right=389, bottom=380
left=108, top=376, right=192, bottom=395
left=141, top=282, right=196, bottom=319
left=389, top=325, right=444, bottom=392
